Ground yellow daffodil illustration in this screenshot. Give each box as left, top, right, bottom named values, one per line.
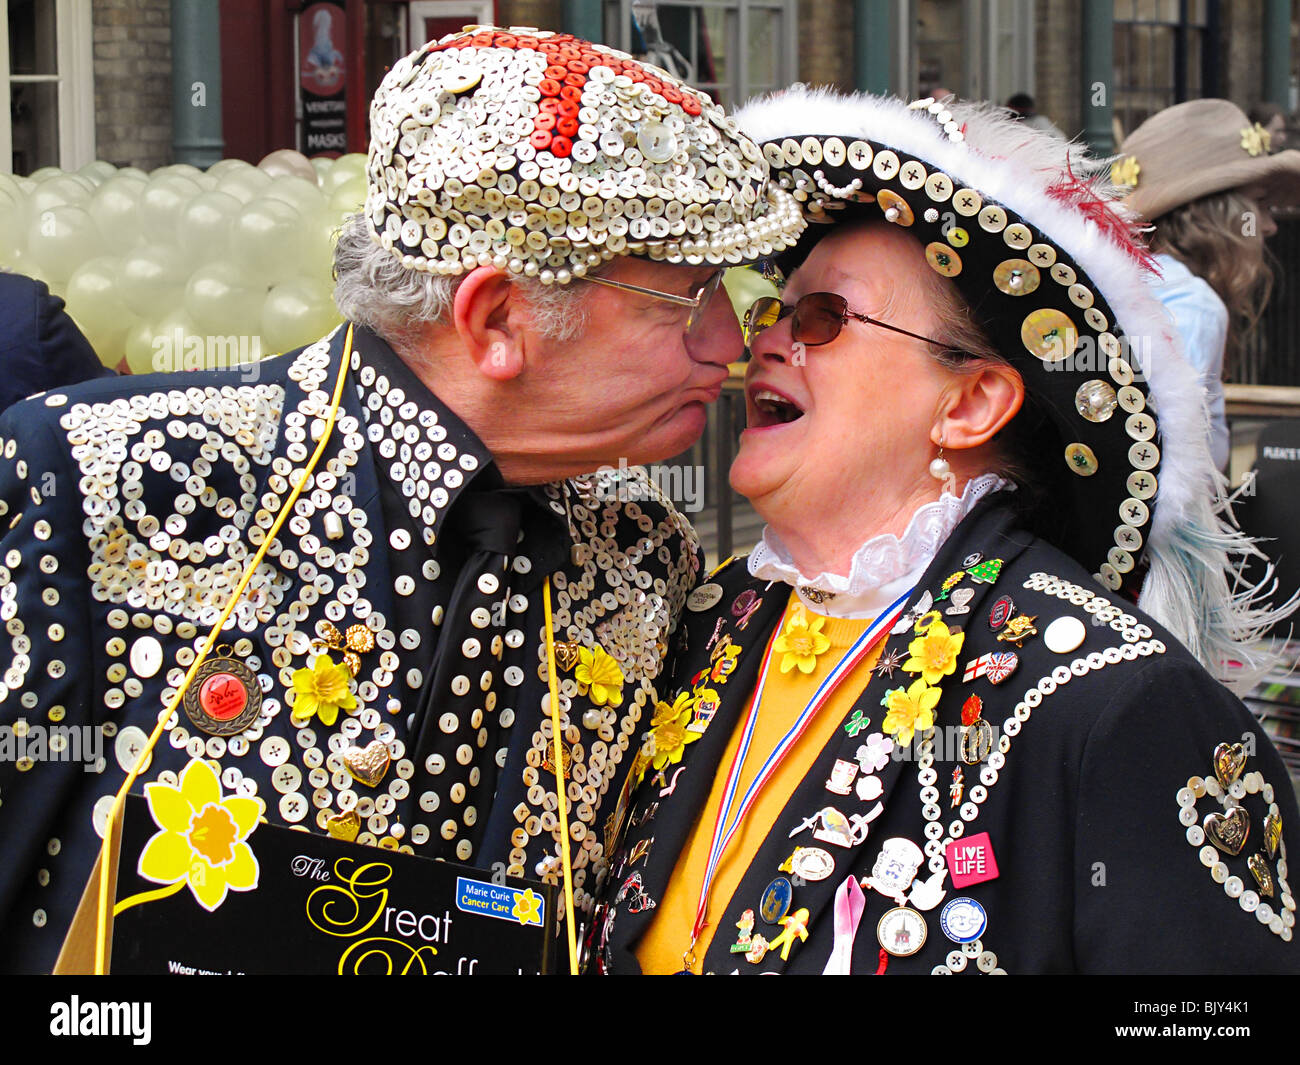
left=291, top=652, right=357, bottom=726
left=136, top=759, right=263, bottom=912
left=774, top=605, right=830, bottom=674
left=881, top=678, right=941, bottom=746
left=512, top=888, right=543, bottom=926
left=647, top=693, right=701, bottom=771
left=575, top=646, right=625, bottom=707
left=903, top=619, right=965, bottom=685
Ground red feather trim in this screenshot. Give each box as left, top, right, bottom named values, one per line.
left=1045, top=161, right=1159, bottom=275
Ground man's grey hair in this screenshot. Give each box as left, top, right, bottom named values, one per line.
left=333, top=214, right=596, bottom=346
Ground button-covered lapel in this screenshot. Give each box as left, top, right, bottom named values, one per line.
left=699, top=499, right=1033, bottom=973
left=603, top=565, right=787, bottom=969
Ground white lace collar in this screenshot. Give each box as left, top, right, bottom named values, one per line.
left=748, top=474, right=1011, bottom=618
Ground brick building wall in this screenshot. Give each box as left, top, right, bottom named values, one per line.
left=1220, top=0, right=1267, bottom=110
left=1032, top=0, right=1082, bottom=138
left=93, top=0, right=172, bottom=170
left=797, top=0, right=855, bottom=91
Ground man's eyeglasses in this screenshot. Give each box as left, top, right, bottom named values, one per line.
left=742, top=291, right=945, bottom=349
left=582, top=270, right=728, bottom=341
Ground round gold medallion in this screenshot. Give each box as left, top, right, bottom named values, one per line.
left=182, top=646, right=263, bottom=737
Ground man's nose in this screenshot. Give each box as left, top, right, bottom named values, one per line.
left=686, top=287, right=745, bottom=366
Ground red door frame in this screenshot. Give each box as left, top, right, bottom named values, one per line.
left=220, top=0, right=369, bottom=163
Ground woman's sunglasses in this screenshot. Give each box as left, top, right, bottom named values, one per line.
left=742, top=292, right=945, bottom=349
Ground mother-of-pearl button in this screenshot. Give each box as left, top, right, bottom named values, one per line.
left=130, top=635, right=163, bottom=679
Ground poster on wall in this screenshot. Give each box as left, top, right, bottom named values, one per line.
left=300, top=0, right=349, bottom=156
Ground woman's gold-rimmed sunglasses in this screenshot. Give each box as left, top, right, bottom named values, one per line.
left=743, top=291, right=945, bottom=348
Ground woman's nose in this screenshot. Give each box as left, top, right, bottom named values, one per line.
left=748, top=316, right=796, bottom=364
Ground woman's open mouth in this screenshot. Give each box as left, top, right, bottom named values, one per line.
left=748, top=387, right=806, bottom=428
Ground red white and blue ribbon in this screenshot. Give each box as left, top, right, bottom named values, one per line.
left=689, top=589, right=913, bottom=947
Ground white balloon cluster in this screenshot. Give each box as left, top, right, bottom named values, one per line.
left=0, top=149, right=366, bottom=374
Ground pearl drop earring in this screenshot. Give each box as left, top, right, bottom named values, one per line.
left=929, top=444, right=950, bottom=482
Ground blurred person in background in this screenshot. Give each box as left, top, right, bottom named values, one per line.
left=1005, top=92, right=1065, bottom=139
left=1116, top=99, right=1300, bottom=472
left=1249, top=102, right=1289, bottom=151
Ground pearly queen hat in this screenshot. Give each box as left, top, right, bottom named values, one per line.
left=735, top=88, right=1284, bottom=678
left=365, top=26, right=805, bottom=283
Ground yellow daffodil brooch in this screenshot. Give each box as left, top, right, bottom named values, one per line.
left=1241, top=122, right=1271, bottom=157
left=774, top=604, right=830, bottom=674
left=903, top=619, right=965, bottom=685
left=881, top=678, right=941, bottom=747
left=575, top=645, right=625, bottom=707
left=1110, top=155, right=1141, bottom=188
left=645, top=691, right=701, bottom=772
left=291, top=652, right=358, bottom=726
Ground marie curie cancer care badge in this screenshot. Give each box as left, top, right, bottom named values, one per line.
left=456, top=878, right=546, bottom=927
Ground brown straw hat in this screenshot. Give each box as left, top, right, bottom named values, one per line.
left=1116, top=98, right=1300, bottom=221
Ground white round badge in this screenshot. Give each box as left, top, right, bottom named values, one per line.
left=687, top=583, right=725, bottom=612
left=1043, top=615, right=1087, bottom=654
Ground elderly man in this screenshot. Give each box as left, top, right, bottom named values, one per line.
left=0, top=27, right=803, bottom=973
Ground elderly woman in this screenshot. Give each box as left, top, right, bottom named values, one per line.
left=587, top=90, right=1300, bottom=975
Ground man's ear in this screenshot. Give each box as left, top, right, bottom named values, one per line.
left=934, top=362, right=1025, bottom=450
left=452, top=266, right=526, bottom=381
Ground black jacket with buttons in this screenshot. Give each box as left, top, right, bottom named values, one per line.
left=592, top=498, right=1300, bottom=974
left=0, top=324, right=701, bottom=973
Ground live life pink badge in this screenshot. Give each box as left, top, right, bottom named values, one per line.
left=945, top=832, right=999, bottom=888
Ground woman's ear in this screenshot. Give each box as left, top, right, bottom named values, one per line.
left=452, top=266, right=526, bottom=381
left=934, top=362, right=1025, bottom=450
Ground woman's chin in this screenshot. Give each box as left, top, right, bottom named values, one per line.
left=729, top=439, right=785, bottom=504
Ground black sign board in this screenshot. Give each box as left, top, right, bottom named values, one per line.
left=110, top=794, right=557, bottom=974
left=299, top=0, right=349, bottom=156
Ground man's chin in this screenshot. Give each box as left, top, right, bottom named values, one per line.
left=625, top=402, right=710, bottom=465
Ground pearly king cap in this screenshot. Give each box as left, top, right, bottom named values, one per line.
left=735, top=88, right=1285, bottom=680
left=365, top=26, right=805, bottom=283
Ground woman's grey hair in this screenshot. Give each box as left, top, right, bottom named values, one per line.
left=332, top=214, right=595, bottom=347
